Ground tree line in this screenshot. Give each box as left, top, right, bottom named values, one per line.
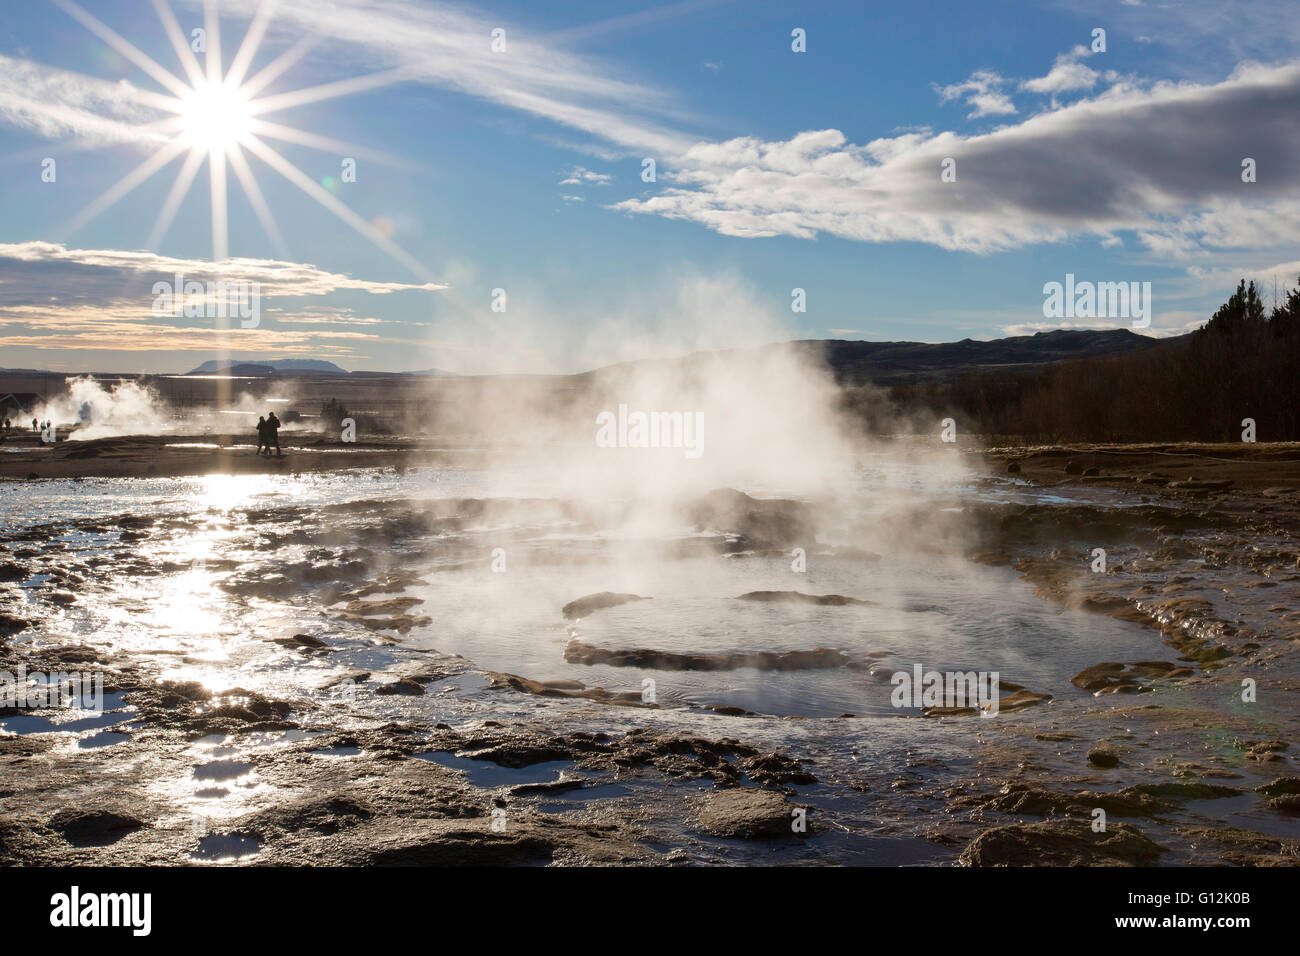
left=859, top=278, right=1300, bottom=443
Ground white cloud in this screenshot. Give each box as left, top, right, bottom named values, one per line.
left=936, top=69, right=1017, bottom=118
left=1020, top=46, right=1100, bottom=94
left=559, top=165, right=613, bottom=185
left=614, top=62, right=1300, bottom=259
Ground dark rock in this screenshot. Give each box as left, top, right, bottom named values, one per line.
left=375, top=678, right=426, bottom=696
left=735, top=590, right=876, bottom=607
left=484, top=671, right=647, bottom=707
left=691, top=787, right=806, bottom=839
left=1268, top=795, right=1300, bottom=815
left=739, top=752, right=817, bottom=787
left=1256, top=777, right=1300, bottom=797
left=239, top=795, right=372, bottom=838
left=683, top=488, right=817, bottom=550
left=273, top=633, right=330, bottom=651
left=561, top=592, right=650, bottom=620
left=1088, top=748, right=1120, bottom=768
left=49, top=809, right=146, bottom=847
left=564, top=639, right=849, bottom=672
left=959, top=819, right=1165, bottom=866
left=1071, top=661, right=1187, bottom=694
left=509, top=778, right=586, bottom=797
left=1121, top=781, right=1241, bottom=803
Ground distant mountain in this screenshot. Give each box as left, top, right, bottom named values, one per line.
left=186, top=358, right=349, bottom=375
left=36, top=329, right=1179, bottom=384
left=580, top=328, right=1175, bottom=389
left=349, top=368, right=459, bottom=377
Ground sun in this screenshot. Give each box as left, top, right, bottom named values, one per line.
left=178, top=82, right=252, bottom=154
left=52, top=0, right=433, bottom=280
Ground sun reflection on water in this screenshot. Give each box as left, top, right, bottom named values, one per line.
left=198, top=473, right=278, bottom=512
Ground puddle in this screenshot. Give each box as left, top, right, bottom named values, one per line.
left=78, top=730, right=130, bottom=748
left=191, top=833, right=260, bottom=862
left=193, top=760, right=255, bottom=782
left=412, top=752, right=572, bottom=788
left=310, top=745, right=361, bottom=757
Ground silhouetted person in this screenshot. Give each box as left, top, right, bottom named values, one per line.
left=256, top=416, right=268, bottom=456
left=31, top=418, right=38, bottom=432
left=266, top=412, right=282, bottom=457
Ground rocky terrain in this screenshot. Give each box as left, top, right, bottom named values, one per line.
left=1, top=444, right=1297, bottom=865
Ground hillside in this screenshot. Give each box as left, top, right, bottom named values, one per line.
left=801, top=328, right=1174, bottom=386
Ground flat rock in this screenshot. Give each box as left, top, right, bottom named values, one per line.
left=735, top=590, right=876, bottom=607
left=561, top=592, right=650, bottom=620
left=691, top=787, right=806, bottom=839
left=959, top=819, right=1166, bottom=866
left=1256, top=777, right=1300, bottom=797
left=564, top=639, right=849, bottom=672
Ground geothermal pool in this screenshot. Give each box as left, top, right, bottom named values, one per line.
left=1, top=458, right=1157, bottom=724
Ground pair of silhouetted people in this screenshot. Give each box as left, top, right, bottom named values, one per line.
left=255, top=412, right=281, bottom=457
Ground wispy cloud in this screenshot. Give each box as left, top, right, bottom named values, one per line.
left=0, top=0, right=706, bottom=165
left=0, top=54, right=173, bottom=147
left=0, top=308, right=381, bottom=354
left=0, top=242, right=445, bottom=304
left=210, top=0, right=701, bottom=157
left=559, top=165, right=613, bottom=185
left=0, top=242, right=441, bottom=356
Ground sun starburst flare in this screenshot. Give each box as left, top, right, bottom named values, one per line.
left=51, top=0, right=432, bottom=281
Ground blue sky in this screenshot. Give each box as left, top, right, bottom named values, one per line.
left=2, top=0, right=1299, bottom=373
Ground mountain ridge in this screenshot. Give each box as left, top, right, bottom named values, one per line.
left=157, top=328, right=1181, bottom=383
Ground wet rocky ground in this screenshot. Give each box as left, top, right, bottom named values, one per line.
left=1, top=446, right=1297, bottom=865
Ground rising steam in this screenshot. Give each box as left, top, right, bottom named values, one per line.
left=37, top=377, right=174, bottom=441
